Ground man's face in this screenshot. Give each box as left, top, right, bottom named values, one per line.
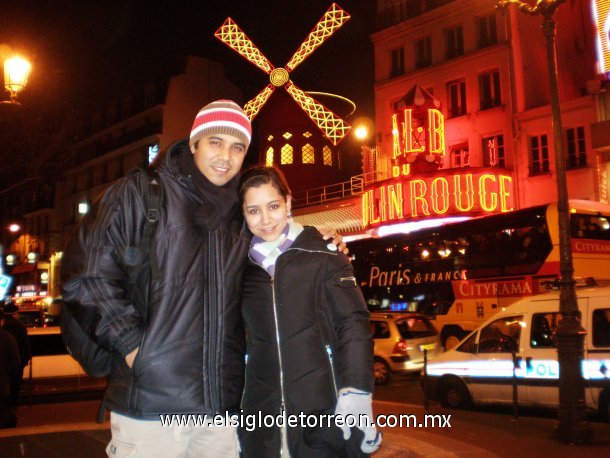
left=192, top=133, right=247, bottom=186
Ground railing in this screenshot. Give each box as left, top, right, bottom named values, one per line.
left=292, top=172, right=382, bottom=208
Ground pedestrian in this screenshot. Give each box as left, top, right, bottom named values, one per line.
left=238, top=166, right=381, bottom=457
left=0, top=309, right=20, bottom=428
left=1, top=299, right=31, bottom=410
left=61, top=99, right=344, bottom=457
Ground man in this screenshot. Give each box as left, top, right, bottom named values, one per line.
left=1, top=299, right=31, bottom=410
left=0, top=309, right=20, bottom=428
left=62, top=100, right=342, bottom=457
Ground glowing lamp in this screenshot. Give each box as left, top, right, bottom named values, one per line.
left=3, top=56, right=31, bottom=104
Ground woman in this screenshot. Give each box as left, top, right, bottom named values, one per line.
left=238, top=166, right=381, bottom=457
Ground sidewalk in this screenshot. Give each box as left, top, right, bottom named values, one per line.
left=0, top=400, right=608, bottom=457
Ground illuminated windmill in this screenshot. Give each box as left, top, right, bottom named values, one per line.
left=214, top=3, right=352, bottom=147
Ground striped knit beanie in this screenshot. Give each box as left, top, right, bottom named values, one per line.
left=189, top=99, right=252, bottom=153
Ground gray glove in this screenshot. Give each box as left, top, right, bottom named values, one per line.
left=334, top=387, right=382, bottom=453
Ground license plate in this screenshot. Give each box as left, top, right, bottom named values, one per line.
left=419, top=343, right=435, bottom=352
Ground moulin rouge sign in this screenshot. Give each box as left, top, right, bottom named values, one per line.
left=362, top=106, right=514, bottom=228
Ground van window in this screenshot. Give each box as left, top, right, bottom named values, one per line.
left=530, top=312, right=559, bottom=348
left=478, top=315, right=523, bottom=353
left=457, top=332, right=477, bottom=353
left=592, top=309, right=610, bottom=347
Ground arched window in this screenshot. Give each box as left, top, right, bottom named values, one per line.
left=323, top=146, right=333, bottom=166
left=281, top=144, right=294, bottom=164
left=265, top=147, right=274, bottom=166
left=302, top=144, right=315, bottom=164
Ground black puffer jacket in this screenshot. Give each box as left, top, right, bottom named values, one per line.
left=61, top=140, right=251, bottom=418
left=240, top=227, right=373, bottom=457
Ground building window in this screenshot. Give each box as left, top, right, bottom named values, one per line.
left=530, top=134, right=550, bottom=175
left=281, top=144, right=293, bottom=164
left=144, top=84, right=157, bottom=108
left=106, top=105, right=116, bottom=125
left=302, top=144, right=315, bottom=164
left=323, top=146, right=333, bottom=166
left=121, top=96, right=132, bottom=119
left=414, top=36, right=432, bottom=69
left=445, top=26, right=464, bottom=59
left=265, top=147, right=274, bottom=166
left=479, top=69, right=501, bottom=110
left=477, top=14, right=497, bottom=48
left=482, top=134, right=505, bottom=168
left=390, top=46, right=405, bottom=78
left=283, top=132, right=292, bottom=140
left=303, top=131, right=312, bottom=138
left=446, top=79, right=467, bottom=118
left=566, top=126, right=587, bottom=169
left=451, top=143, right=470, bottom=167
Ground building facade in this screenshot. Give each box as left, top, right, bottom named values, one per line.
left=296, top=0, right=610, bottom=235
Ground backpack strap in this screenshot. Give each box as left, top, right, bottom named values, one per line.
left=141, top=168, right=161, bottom=281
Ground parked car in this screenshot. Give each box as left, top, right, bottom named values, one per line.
left=423, top=287, right=610, bottom=418
left=370, top=312, right=441, bottom=385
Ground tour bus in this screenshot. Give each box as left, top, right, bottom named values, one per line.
left=348, top=200, right=610, bottom=349
left=423, top=286, right=610, bottom=417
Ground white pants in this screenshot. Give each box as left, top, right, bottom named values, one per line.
left=106, top=412, right=240, bottom=458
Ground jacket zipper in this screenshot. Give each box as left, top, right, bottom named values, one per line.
left=325, top=344, right=338, bottom=395
left=271, top=277, right=290, bottom=456
left=270, top=278, right=287, bottom=413
left=208, top=232, right=218, bottom=413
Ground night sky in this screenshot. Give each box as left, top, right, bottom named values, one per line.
left=1, top=0, right=375, bottom=119
left=0, top=0, right=375, bottom=185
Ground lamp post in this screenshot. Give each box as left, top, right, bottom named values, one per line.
left=496, top=0, right=591, bottom=443
left=2, top=55, right=31, bottom=105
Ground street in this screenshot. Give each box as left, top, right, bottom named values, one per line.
left=1, top=376, right=609, bottom=457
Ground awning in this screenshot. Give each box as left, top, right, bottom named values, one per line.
left=10, top=263, right=36, bottom=275
left=294, top=205, right=364, bottom=235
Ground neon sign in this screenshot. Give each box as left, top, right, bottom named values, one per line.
left=592, top=0, right=610, bottom=74
left=392, top=108, right=445, bottom=160
left=362, top=169, right=514, bottom=228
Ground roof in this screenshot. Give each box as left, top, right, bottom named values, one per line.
left=293, top=204, right=364, bottom=234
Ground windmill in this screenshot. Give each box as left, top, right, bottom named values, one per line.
left=214, top=3, right=352, bottom=147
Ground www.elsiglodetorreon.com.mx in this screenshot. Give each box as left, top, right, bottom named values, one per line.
left=159, top=411, right=452, bottom=430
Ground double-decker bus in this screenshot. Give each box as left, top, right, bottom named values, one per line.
left=348, top=200, right=610, bottom=349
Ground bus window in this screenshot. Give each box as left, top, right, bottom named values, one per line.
left=572, top=214, right=610, bottom=240
left=592, top=309, right=610, bottom=347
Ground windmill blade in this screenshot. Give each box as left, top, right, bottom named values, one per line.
left=285, top=81, right=351, bottom=146
left=243, top=84, right=276, bottom=120
left=215, top=18, right=274, bottom=74
left=285, top=3, right=350, bottom=72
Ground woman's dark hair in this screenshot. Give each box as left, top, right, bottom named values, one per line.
left=239, top=166, right=292, bottom=202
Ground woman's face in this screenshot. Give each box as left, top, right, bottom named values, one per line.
left=243, top=182, right=292, bottom=242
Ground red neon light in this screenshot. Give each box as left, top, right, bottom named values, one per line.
left=592, top=0, right=610, bottom=74
left=362, top=169, right=514, bottom=228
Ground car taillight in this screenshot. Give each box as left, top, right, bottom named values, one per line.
left=393, top=340, right=408, bottom=354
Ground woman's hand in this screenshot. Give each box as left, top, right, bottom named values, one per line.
left=318, top=227, right=349, bottom=255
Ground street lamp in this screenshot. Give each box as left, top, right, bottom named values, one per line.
left=497, top=0, right=591, bottom=443
left=2, top=55, right=31, bottom=105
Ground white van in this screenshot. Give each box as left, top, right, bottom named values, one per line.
left=423, top=287, right=610, bottom=417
